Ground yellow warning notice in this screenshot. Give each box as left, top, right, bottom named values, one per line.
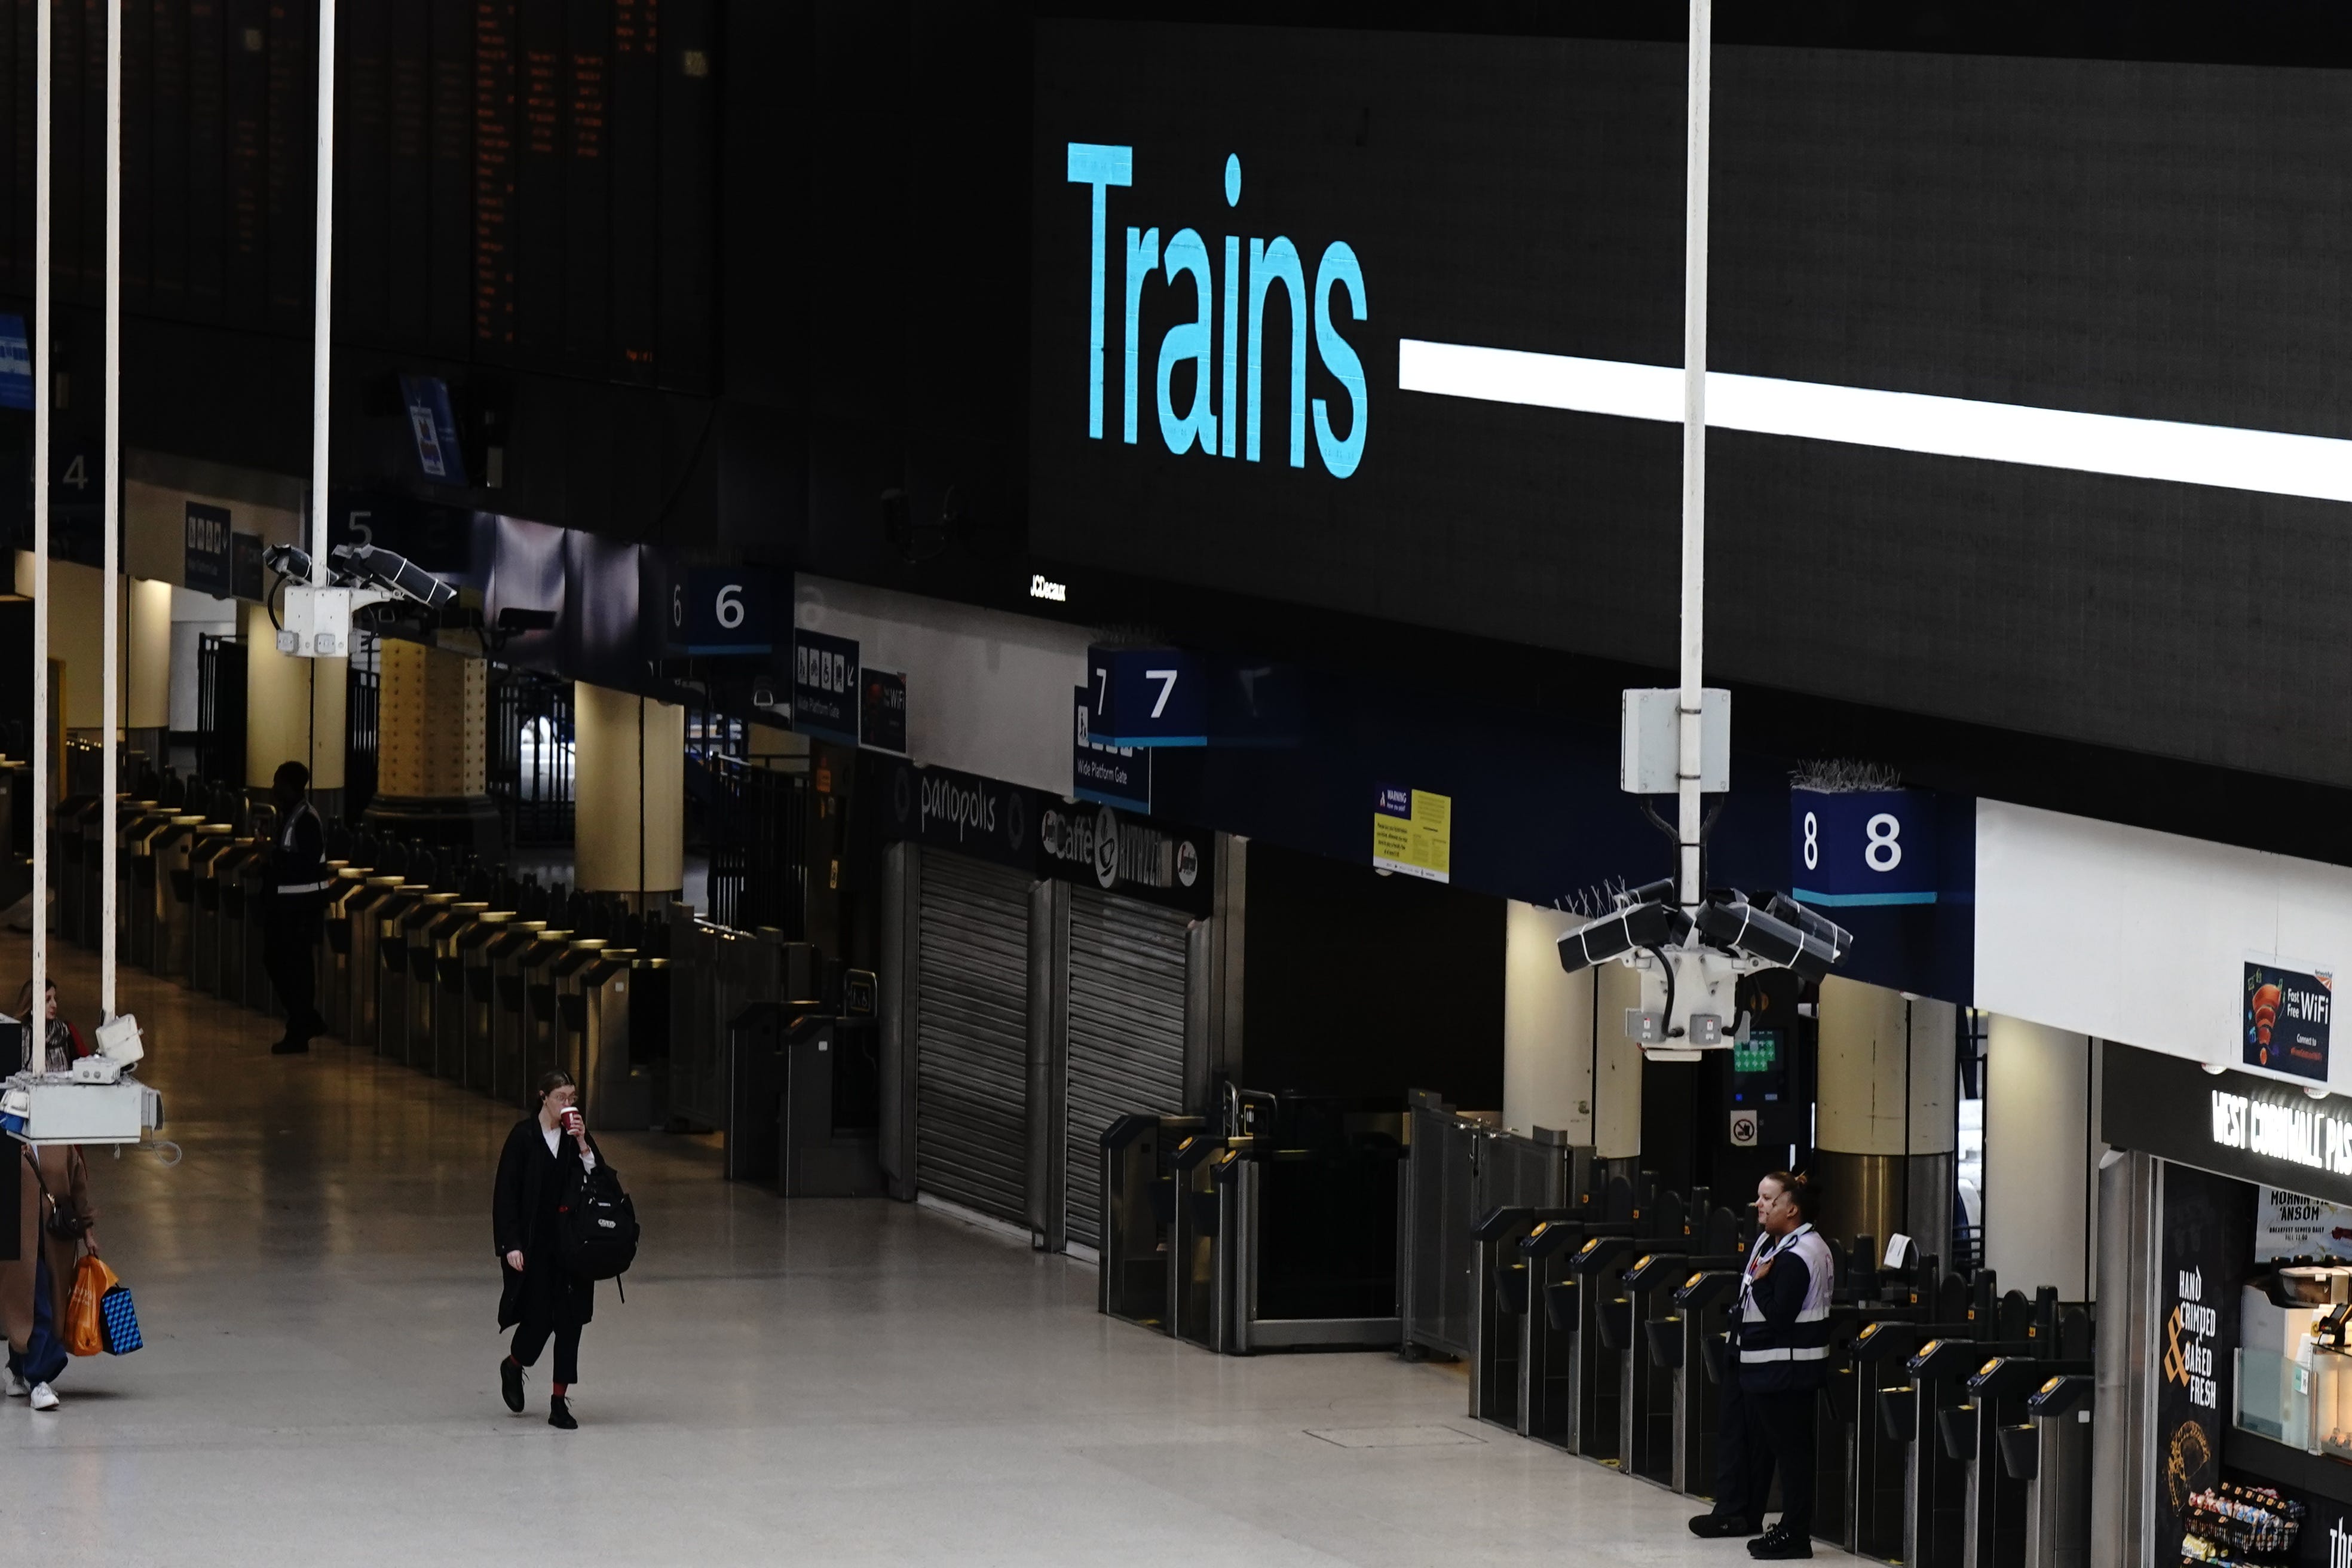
left=1371, top=785, right=1451, bottom=883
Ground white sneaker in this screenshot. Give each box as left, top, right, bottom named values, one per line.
left=27, top=1382, right=59, bottom=1411
left=3, top=1370, right=27, bottom=1398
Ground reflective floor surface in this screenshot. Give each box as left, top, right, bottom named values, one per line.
left=0, top=933, right=1851, bottom=1566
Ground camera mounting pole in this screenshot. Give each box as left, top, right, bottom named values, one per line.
left=1676, top=0, right=1712, bottom=915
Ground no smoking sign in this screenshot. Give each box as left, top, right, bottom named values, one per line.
left=1729, top=1111, right=1759, bottom=1149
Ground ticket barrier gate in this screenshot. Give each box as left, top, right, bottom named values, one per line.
left=153, top=815, right=203, bottom=978
left=117, top=803, right=167, bottom=967
left=1098, top=1114, right=1209, bottom=1333
left=1518, top=1212, right=1633, bottom=1451
left=230, top=841, right=277, bottom=1010
left=318, top=866, right=370, bottom=1038
left=342, top=877, right=403, bottom=1048
left=1892, top=1285, right=2033, bottom=1568
left=188, top=829, right=237, bottom=993
left=1468, top=1205, right=1576, bottom=1432
left=428, top=902, right=486, bottom=1078
left=371, top=886, right=428, bottom=1056
left=1168, top=1129, right=1227, bottom=1350
left=456, top=912, right=513, bottom=1091
left=547, top=939, right=611, bottom=1089
left=401, top=894, right=460, bottom=1068
left=125, top=806, right=176, bottom=970
left=519, top=930, right=580, bottom=1100
left=57, top=794, right=99, bottom=945
left=1663, top=1264, right=1744, bottom=1496
left=2002, top=1373, right=2093, bottom=1568
left=1613, top=1199, right=1740, bottom=1488
left=1960, top=1346, right=2091, bottom=1568
left=488, top=922, right=552, bottom=1105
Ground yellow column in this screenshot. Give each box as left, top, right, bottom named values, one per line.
left=362, top=638, right=499, bottom=852
left=572, top=681, right=684, bottom=905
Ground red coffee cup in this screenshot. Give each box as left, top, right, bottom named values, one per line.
left=560, top=1107, right=584, bottom=1135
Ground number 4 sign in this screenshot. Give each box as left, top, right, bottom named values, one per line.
left=1790, top=788, right=1938, bottom=908
left=1085, top=645, right=1205, bottom=747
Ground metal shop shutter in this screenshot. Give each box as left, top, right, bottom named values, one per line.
left=1064, top=886, right=1191, bottom=1250
left=915, top=852, right=1034, bottom=1226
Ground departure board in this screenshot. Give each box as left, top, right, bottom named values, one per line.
left=0, top=0, right=715, bottom=394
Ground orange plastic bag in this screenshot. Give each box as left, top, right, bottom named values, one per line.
left=65, top=1255, right=118, bottom=1358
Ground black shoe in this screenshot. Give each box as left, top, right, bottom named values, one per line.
left=1690, top=1514, right=1759, bottom=1539
left=548, top=1395, right=577, bottom=1431
left=500, top=1358, right=524, bottom=1413
left=268, top=1037, right=310, bottom=1055
left=1748, top=1525, right=1812, bottom=1560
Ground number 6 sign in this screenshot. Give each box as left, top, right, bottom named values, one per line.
left=1789, top=788, right=1939, bottom=907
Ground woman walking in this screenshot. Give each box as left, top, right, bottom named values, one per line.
left=492, top=1069, right=602, bottom=1429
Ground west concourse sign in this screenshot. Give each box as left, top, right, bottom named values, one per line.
left=2105, top=1040, right=2352, bottom=1208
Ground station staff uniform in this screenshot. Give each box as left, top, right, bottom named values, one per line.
left=262, top=795, right=330, bottom=1048
left=1711, top=1221, right=1837, bottom=1539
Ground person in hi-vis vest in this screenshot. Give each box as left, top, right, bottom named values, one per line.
left=1688, top=1171, right=1835, bottom=1560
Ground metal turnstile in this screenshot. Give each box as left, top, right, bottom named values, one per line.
left=516, top=929, right=575, bottom=1102
left=225, top=840, right=272, bottom=1006
left=1898, top=1301, right=2032, bottom=1568
left=316, top=864, right=366, bottom=1039
left=576, top=948, right=646, bottom=1129
left=1469, top=1206, right=1559, bottom=1431
left=370, top=885, right=428, bottom=1055
left=153, top=814, right=203, bottom=977
left=2003, top=1372, right=2093, bottom=1568
left=1099, top=1113, right=1208, bottom=1332
left=341, top=876, right=402, bottom=1048
left=429, top=901, right=486, bottom=1077
left=1665, top=1264, right=1742, bottom=1495
left=187, top=828, right=237, bottom=993
left=1168, top=1130, right=1226, bottom=1349
left=1961, top=1345, right=2092, bottom=1568
left=457, top=911, right=513, bottom=1090
left=488, top=922, right=552, bottom=1104
left=125, top=804, right=175, bottom=970
left=547, top=938, right=610, bottom=1090
left=1521, top=1214, right=1618, bottom=1448
left=402, top=893, right=459, bottom=1068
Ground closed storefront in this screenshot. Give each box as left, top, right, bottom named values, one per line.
left=1062, top=885, right=1192, bottom=1250
left=912, top=850, right=1034, bottom=1227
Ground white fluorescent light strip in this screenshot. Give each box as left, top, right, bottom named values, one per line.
left=1397, top=338, right=2352, bottom=504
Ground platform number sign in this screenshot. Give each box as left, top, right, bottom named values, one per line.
left=1790, top=788, right=1938, bottom=908
left=1083, top=645, right=1205, bottom=747
left=672, top=566, right=773, bottom=654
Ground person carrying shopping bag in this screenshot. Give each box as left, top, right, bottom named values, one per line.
left=2, top=1141, right=97, bottom=1412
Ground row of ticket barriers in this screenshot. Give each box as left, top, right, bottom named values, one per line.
left=1101, top=1089, right=2094, bottom=1568
left=47, top=780, right=883, bottom=1183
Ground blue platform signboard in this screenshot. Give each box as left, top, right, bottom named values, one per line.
left=1073, top=688, right=1151, bottom=811
left=670, top=566, right=774, bottom=654
left=183, top=501, right=232, bottom=596
left=1085, top=645, right=1205, bottom=746
left=792, top=629, right=861, bottom=746
left=0, top=314, right=30, bottom=409
left=2244, top=958, right=2332, bottom=1082
left=1790, top=788, right=1938, bottom=907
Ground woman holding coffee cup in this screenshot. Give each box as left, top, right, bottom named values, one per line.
left=492, top=1068, right=603, bottom=1429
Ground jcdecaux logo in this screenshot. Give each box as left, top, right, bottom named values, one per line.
left=1067, top=143, right=1367, bottom=477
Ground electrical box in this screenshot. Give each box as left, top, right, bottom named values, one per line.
left=1619, top=687, right=1731, bottom=794
left=275, top=585, right=353, bottom=659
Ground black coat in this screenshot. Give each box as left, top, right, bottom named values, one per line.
left=492, top=1117, right=602, bottom=1331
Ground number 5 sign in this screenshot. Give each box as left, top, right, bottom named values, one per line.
left=1790, top=787, right=1939, bottom=907
left=1085, top=645, right=1205, bottom=747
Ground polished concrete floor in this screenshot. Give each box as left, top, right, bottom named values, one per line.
left=0, top=932, right=1853, bottom=1566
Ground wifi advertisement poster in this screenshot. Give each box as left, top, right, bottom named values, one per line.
left=2244, top=960, right=2332, bottom=1082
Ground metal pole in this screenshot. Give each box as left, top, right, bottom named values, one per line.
left=1675, top=0, right=1711, bottom=911
left=309, top=0, right=336, bottom=581
left=100, top=0, right=120, bottom=1021
left=27, top=0, right=50, bottom=1034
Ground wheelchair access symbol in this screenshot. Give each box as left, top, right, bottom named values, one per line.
left=1729, top=1111, right=1759, bottom=1149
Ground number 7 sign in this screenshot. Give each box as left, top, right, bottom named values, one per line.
left=1085, top=646, right=1206, bottom=746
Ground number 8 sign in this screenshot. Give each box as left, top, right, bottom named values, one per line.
left=1789, top=788, right=1938, bottom=906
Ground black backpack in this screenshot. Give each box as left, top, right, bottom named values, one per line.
left=558, top=1162, right=640, bottom=1285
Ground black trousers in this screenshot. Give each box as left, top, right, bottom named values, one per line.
left=510, top=1318, right=581, bottom=1386
left=1712, top=1377, right=1819, bottom=1533
left=261, top=893, right=324, bottom=1036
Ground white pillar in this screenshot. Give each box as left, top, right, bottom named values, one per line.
left=1503, top=900, right=1597, bottom=1138
left=1984, top=1015, right=2105, bottom=1299
left=572, top=682, right=683, bottom=902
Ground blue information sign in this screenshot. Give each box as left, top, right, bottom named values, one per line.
left=1073, top=688, right=1151, bottom=811
left=399, top=374, right=468, bottom=487
left=1084, top=646, right=1205, bottom=747
left=0, top=314, right=30, bottom=411
left=792, top=629, right=861, bottom=745
left=669, top=566, right=774, bottom=654
left=1790, top=788, right=1939, bottom=907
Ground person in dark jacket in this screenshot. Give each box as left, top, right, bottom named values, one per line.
left=1689, top=1171, right=1836, bottom=1560
left=494, top=1069, right=604, bottom=1429
left=262, top=761, right=330, bottom=1055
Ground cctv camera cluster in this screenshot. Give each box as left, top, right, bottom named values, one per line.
left=266, top=542, right=456, bottom=658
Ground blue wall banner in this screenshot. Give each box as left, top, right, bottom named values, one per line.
left=792, top=629, right=861, bottom=745
left=2244, top=960, right=2333, bottom=1082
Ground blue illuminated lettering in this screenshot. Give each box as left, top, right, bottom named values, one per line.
left=1248, top=237, right=1306, bottom=467
left=1313, top=241, right=1368, bottom=478
left=1065, top=143, right=1133, bottom=442
left=1123, top=225, right=1160, bottom=445
left=1158, top=228, right=1217, bottom=455
left=1068, top=142, right=1367, bottom=477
